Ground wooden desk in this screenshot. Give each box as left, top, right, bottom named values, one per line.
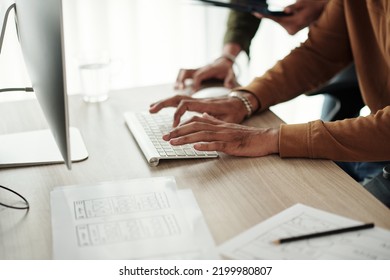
left=1, top=84, right=389, bottom=259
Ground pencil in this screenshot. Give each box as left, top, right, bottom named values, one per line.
left=273, top=223, right=375, bottom=245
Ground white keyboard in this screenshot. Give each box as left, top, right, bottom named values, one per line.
left=124, top=112, right=218, bottom=166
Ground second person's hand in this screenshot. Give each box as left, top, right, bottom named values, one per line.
left=254, top=0, right=328, bottom=35
left=175, top=57, right=239, bottom=93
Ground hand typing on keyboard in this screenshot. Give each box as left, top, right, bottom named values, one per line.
left=163, top=113, right=279, bottom=158
left=124, top=112, right=218, bottom=166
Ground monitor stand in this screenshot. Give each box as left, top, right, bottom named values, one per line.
left=0, top=127, right=88, bottom=168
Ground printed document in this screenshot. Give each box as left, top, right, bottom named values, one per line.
left=219, top=204, right=390, bottom=259
left=51, top=177, right=217, bottom=259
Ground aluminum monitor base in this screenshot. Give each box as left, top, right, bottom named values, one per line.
left=0, top=127, right=88, bottom=168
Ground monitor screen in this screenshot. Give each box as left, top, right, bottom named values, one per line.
left=0, top=0, right=87, bottom=169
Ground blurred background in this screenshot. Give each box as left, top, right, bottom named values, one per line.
left=0, top=0, right=324, bottom=123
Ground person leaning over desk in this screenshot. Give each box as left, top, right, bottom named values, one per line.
left=150, top=0, right=390, bottom=204
left=175, top=0, right=329, bottom=92
left=175, top=0, right=364, bottom=122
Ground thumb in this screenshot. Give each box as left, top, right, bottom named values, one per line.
left=284, top=1, right=304, bottom=14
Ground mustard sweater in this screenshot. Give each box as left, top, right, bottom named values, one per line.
left=242, top=0, right=390, bottom=161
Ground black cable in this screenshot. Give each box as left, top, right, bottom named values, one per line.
left=0, top=5, right=30, bottom=211
left=0, top=87, right=34, bottom=93
left=1, top=4, right=16, bottom=55
left=0, top=185, right=30, bottom=210
left=1, top=4, right=33, bottom=95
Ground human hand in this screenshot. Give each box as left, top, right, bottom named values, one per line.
left=163, top=113, right=280, bottom=157
left=149, top=95, right=249, bottom=127
left=175, top=57, right=239, bottom=93
left=254, top=0, right=328, bottom=35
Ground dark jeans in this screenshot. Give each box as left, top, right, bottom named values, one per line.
left=336, top=161, right=390, bottom=207
left=316, top=63, right=365, bottom=122
left=321, top=92, right=365, bottom=121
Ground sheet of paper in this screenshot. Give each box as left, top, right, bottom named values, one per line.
left=219, top=204, right=390, bottom=259
left=51, top=176, right=218, bottom=259
left=161, top=188, right=219, bottom=259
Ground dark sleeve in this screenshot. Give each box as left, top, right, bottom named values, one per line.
left=223, top=3, right=261, bottom=56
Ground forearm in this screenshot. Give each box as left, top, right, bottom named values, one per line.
left=223, top=9, right=261, bottom=56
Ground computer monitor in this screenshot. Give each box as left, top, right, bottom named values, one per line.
left=0, top=0, right=88, bottom=169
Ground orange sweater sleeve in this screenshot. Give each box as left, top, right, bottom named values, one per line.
left=240, top=0, right=390, bottom=162
left=279, top=106, right=390, bottom=161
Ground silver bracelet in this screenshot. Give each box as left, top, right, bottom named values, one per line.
left=229, top=91, right=253, bottom=118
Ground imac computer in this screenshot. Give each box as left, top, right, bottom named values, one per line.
left=0, top=0, right=88, bottom=169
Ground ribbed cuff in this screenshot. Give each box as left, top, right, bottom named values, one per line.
left=279, top=123, right=311, bottom=158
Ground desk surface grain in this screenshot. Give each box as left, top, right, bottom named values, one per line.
left=1, top=84, right=389, bottom=259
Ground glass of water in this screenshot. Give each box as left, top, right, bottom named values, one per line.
left=79, top=52, right=110, bottom=103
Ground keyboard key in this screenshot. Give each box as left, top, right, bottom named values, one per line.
left=184, top=149, right=195, bottom=156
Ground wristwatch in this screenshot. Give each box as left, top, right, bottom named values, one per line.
left=228, top=91, right=253, bottom=118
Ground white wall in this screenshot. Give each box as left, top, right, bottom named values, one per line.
left=62, top=0, right=229, bottom=94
